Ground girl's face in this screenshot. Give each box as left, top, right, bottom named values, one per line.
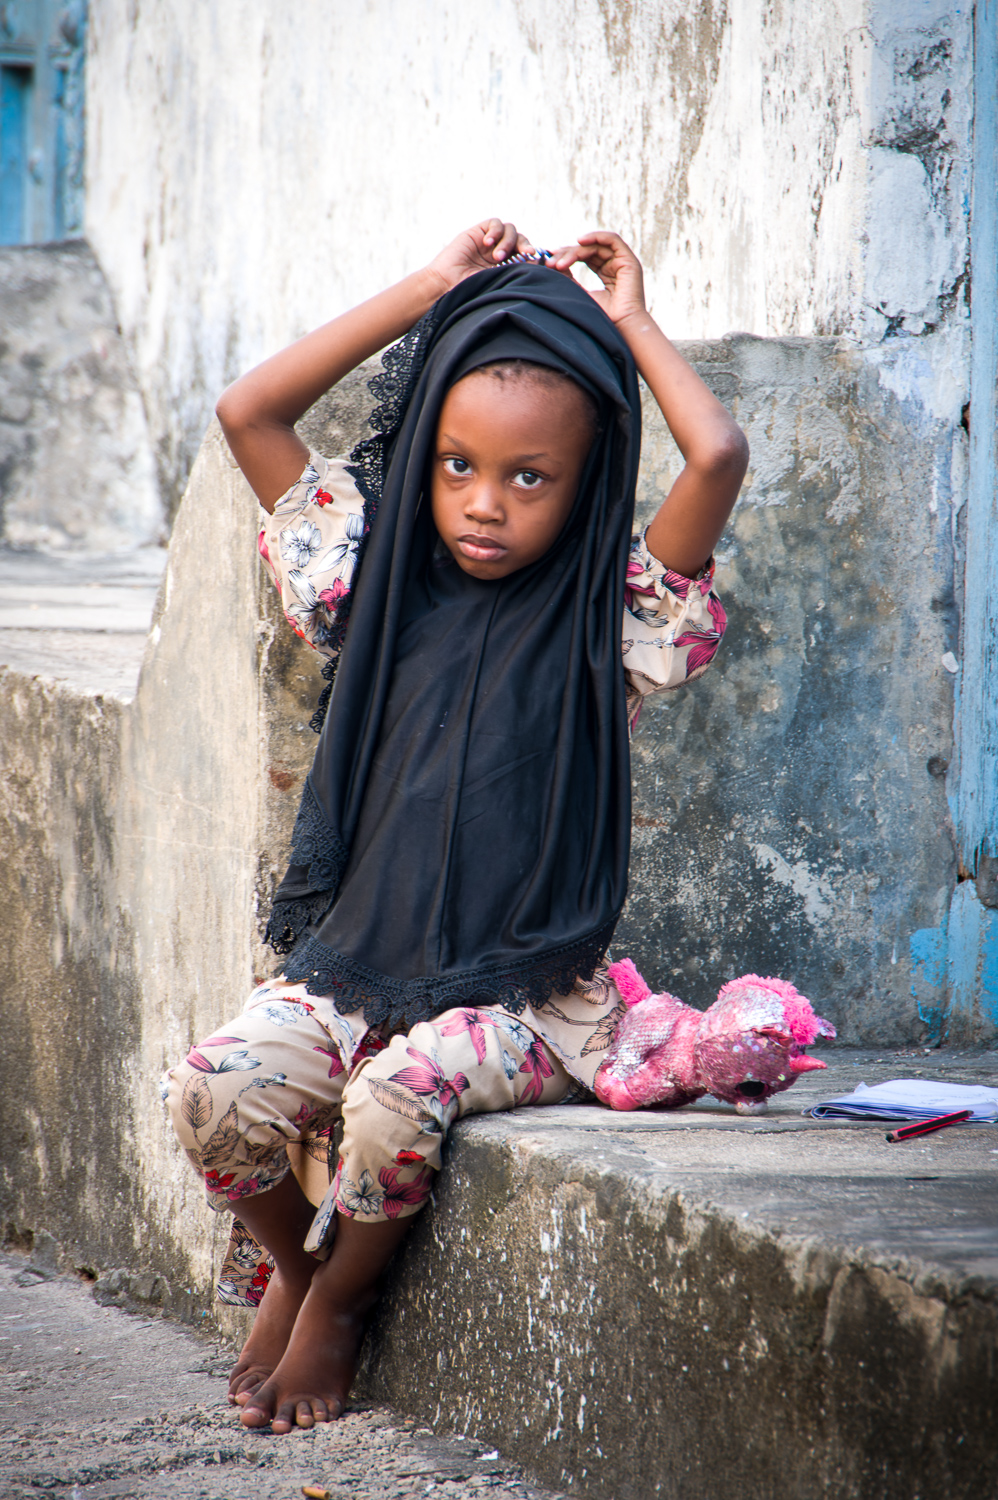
left=431, top=371, right=594, bottom=579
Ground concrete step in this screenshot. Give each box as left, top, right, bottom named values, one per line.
left=359, top=1048, right=998, bottom=1500
left=0, top=544, right=165, bottom=700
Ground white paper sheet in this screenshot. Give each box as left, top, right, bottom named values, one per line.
left=806, top=1079, right=998, bottom=1122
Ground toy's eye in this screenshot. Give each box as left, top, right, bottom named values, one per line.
left=737, top=1080, right=765, bottom=1097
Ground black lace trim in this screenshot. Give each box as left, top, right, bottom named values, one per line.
left=265, top=892, right=335, bottom=957
left=289, top=779, right=348, bottom=888
left=309, top=307, right=444, bottom=734
left=277, top=916, right=621, bottom=1032
left=308, top=656, right=337, bottom=735
left=264, top=781, right=348, bottom=955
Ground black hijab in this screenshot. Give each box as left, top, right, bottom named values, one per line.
left=267, top=264, right=642, bottom=1031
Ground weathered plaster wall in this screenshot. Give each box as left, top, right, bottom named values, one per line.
left=0, top=242, right=164, bottom=550
left=0, top=374, right=353, bottom=1301
left=82, top=0, right=971, bottom=513
left=625, top=334, right=960, bottom=1042
left=0, top=340, right=977, bottom=1303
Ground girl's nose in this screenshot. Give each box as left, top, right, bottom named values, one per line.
left=465, top=481, right=505, bottom=523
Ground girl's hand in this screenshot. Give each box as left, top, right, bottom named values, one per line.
left=549, top=231, right=647, bottom=327
left=426, top=218, right=534, bottom=296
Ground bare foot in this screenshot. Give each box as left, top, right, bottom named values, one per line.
left=228, top=1264, right=315, bottom=1405
left=238, top=1257, right=368, bottom=1432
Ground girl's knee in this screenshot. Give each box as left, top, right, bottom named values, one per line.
left=162, top=1055, right=201, bottom=1145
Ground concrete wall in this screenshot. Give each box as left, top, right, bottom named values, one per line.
left=626, top=334, right=961, bottom=1042
left=0, top=241, right=164, bottom=550
left=0, top=369, right=353, bottom=1304
left=0, top=340, right=981, bottom=1306
left=83, top=0, right=971, bottom=514
left=71, top=0, right=996, bottom=1028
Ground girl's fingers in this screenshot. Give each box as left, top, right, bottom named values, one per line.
left=577, top=228, right=632, bottom=253
left=550, top=242, right=614, bottom=273
left=548, top=244, right=590, bottom=271
left=492, top=220, right=521, bottom=260
left=480, top=216, right=506, bottom=247
left=577, top=231, right=639, bottom=273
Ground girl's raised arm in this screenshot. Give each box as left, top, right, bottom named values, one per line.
left=550, top=232, right=748, bottom=578
left=217, top=219, right=532, bottom=511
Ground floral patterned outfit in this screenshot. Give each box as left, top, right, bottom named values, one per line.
left=165, top=450, right=726, bottom=1305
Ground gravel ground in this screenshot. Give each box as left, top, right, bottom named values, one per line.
left=0, top=1254, right=561, bottom=1500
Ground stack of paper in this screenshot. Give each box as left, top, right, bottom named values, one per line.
left=806, top=1079, right=998, bottom=1123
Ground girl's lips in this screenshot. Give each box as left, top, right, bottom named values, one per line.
left=457, top=534, right=507, bottom=561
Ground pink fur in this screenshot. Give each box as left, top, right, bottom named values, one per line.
left=606, top=957, right=652, bottom=1008
left=595, top=961, right=836, bottom=1113
left=718, top=973, right=831, bottom=1046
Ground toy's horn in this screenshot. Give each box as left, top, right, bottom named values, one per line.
left=606, top=957, right=652, bottom=1008
left=789, top=1053, right=827, bottom=1073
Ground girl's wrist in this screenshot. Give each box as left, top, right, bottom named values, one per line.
left=418, top=261, right=452, bottom=305
left=614, top=305, right=659, bottom=342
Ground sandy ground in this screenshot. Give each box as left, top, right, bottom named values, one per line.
left=0, top=1254, right=561, bottom=1500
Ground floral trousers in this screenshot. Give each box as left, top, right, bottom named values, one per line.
left=163, top=978, right=576, bottom=1306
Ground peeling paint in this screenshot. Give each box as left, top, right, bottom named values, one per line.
left=751, top=843, right=835, bottom=927
left=908, top=921, right=947, bottom=1042
left=947, top=882, right=998, bottom=1038
left=864, top=324, right=968, bottom=425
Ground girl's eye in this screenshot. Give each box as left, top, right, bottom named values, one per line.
left=442, top=457, right=471, bottom=477
left=514, top=470, right=544, bottom=490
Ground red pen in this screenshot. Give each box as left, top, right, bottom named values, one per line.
left=885, top=1109, right=972, bottom=1143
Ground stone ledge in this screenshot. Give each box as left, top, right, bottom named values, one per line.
left=359, top=1055, right=998, bottom=1500
left=0, top=543, right=166, bottom=701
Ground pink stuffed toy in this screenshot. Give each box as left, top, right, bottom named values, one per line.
left=594, top=958, right=836, bottom=1113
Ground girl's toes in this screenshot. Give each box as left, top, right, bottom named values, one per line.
left=229, top=1369, right=268, bottom=1404
left=239, top=1387, right=277, bottom=1428
left=270, top=1392, right=316, bottom=1428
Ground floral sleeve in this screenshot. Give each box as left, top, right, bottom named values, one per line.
left=257, top=450, right=367, bottom=659
left=622, top=527, right=727, bottom=730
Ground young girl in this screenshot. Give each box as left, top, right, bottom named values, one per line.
left=165, top=219, right=747, bottom=1434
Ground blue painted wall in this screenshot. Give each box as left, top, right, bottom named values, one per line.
left=947, top=0, right=998, bottom=1040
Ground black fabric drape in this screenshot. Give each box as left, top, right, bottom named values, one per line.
left=267, top=264, right=642, bottom=1030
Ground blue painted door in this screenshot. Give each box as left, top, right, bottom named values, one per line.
left=0, top=65, right=31, bottom=245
